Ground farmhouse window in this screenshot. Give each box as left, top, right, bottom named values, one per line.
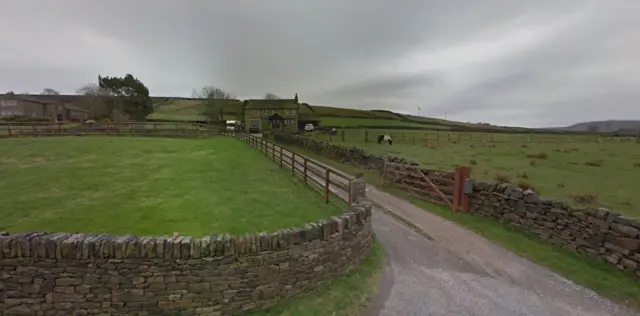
left=263, top=109, right=274, bottom=116
left=0, top=100, right=17, bottom=106
left=284, top=109, right=296, bottom=115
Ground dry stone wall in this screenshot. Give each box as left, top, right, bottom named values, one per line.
left=469, top=181, right=640, bottom=277
left=0, top=204, right=373, bottom=316
left=272, top=133, right=417, bottom=171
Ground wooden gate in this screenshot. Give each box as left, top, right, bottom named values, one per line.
left=382, top=160, right=470, bottom=212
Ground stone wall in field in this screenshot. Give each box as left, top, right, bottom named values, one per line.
left=271, top=133, right=417, bottom=171
left=469, top=181, right=640, bottom=278
left=0, top=204, right=373, bottom=316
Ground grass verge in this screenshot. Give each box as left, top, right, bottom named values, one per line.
left=275, top=142, right=640, bottom=308
left=242, top=240, right=386, bottom=316
left=0, top=137, right=340, bottom=236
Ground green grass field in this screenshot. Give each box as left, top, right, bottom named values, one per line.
left=318, top=136, right=640, bottom=217
left=0, top=137, right=341, bottom=236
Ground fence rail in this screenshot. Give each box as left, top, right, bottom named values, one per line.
left=0, top=121, right=220, bottom=138
left=237, top=133, right=358, bottom=206
left=308, top=129, right=639, bottom=144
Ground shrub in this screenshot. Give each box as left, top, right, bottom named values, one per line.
left=529, top=160, right=536, bottom=167
left=526, top=152, right=548, bottom=159
left=516, top=172, right=528, bottom=179
left=493, top=172, right=512, bottom=183
left=469, top=159, right=477, bottom=165
left=634, top=162, right=640, bottom=168
left=585, top=159, right=604, bottom=167
left=521, top=144, right=529, bottom=148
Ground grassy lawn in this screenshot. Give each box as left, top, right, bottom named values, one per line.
left=0, top=137, right=341, bottom=236
left=242, top=241, right=385, bottom=316
left=318, top=137, right=640, bottom=217
left=275, top=142, right=640, bottom=308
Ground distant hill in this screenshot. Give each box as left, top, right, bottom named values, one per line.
left=553, top=120, right=640, bottom=133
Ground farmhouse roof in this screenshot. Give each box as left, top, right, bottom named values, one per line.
left=64, top=104, right=90, bottom=113
left=18, top=96, right=58, bottom=104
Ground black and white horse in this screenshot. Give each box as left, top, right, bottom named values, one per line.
left=377, top=134, right=393, bottom=145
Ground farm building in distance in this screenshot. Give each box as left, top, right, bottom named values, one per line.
left=242, top=94, right=301, bottom=133
left=0, top=94, right=89, bottom=121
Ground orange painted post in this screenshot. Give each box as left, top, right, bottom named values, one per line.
left=324, top=169, right=330, bottom=204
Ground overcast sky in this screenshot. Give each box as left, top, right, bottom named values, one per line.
left=1, top=1, right=638, bottom=127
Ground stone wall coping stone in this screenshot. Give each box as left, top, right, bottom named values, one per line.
left=0, top=203, right=372, bottom=260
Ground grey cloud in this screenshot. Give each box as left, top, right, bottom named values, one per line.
left=1, top=0, right=639, bottom=127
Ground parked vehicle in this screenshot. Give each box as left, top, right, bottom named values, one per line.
left=225, top=120, right=240, bottom=131
left=304, top=123, right=315, bottom=132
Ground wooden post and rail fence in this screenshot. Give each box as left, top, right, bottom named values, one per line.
left=236, top=133, right=364, bottom=207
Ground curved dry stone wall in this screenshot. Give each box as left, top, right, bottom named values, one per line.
left=469, top=181, right=640, bottom=278
left=0, top=204, right=373, bottom=316
left=272, top=133, right=417, bottom=171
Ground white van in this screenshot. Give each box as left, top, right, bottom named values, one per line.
left=225, top=120, right=240, bottom=131
left=304, top=123, right=315, bottom=132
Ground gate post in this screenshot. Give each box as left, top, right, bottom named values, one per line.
left=349, top=173, right=366, bottom=205
left=454, top=166, right=472, bottom=212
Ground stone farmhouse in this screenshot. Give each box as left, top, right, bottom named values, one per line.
left=0, top=94, right=89, bottom=122
left=242, top=94, right=320, bottom=133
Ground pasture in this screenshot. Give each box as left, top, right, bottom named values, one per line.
left=0, top=137, right=341, bottom=236
left=317, top=131, right=640, bottom=217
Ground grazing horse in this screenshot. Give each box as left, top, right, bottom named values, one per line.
left=377, top=134, right=393, bottom=145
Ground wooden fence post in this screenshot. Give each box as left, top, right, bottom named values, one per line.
left=303, top=159, right=308, bottom=184
left=7, top=123, right=11, bottom=136
left=364, top=130, right=369, bottom=143
left=279, top=147, right=283, bottom=168
left=271, top=143, right=276, bottom=162
left=341, top=130, right=345, bottom=142
left=324, top=169, right=330, bottom=204
left=291, top=152, right=296, bottom=176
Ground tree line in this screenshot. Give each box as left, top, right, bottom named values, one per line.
left=6, top=75, right=283, bottom=122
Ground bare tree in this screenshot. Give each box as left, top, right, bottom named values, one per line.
left=77, top=83, right=111, bottom=96
left=76, top=83, right=114, bottom=120
left=264, top=93, right=281, bottom=100
left=193, top=86, right=235, bottom=122
left=41, top=88, right=60, bottom=95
